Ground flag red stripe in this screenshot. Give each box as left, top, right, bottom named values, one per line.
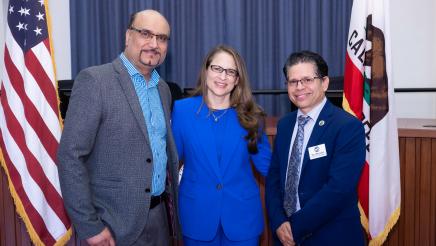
left=4, top=47, right=58, bottom=163
left=358, top=161, right=369, bottom=218
left=0, top=84, right=70, bottom=228
left=2, top=4, right=72, bottom=244
left=0, top=133, right=57, bottom=246
left=343, top=53, right=364, bottom=120
left=25, top=47, right=59, bottom=115
left=43, top=39, right=51, bottom=52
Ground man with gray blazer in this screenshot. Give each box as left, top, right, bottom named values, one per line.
left=58, top=10, right=180, bottom=246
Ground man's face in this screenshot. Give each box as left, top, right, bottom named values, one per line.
left=286, top=62, right=329, bottom=114
left=124, top=12, right=170, bottom=75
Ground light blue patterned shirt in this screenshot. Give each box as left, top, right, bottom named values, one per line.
left=120, top=53, right=167, bottom=196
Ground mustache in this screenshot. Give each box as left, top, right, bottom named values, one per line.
left=140, top=49, right=160, bottom=55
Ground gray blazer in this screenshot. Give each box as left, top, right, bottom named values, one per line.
left=57, top=58, right=180, bottom=245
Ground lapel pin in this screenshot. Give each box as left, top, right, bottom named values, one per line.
left=319, top=120, right=325, bottom=126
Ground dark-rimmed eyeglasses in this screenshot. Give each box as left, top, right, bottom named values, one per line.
left=210, top=65, right=239, bottom=78
left=129, top=26, right=170, bottom=44
left=285, top=76, right=322, bottom=87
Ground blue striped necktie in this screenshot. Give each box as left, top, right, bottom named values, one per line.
left=284, top=115, right=310, bottom=217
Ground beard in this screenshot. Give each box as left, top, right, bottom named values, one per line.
left=139, top=49, right=162, bottom=67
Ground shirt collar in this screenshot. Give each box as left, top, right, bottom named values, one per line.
left=119, top=53, right=161, bottom=87
left=297, top=97, right=327, bottom=122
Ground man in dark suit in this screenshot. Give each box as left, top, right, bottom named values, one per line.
left=265, top=51, right=366, bottom=246
left=57, top=10, right=180, bottom=246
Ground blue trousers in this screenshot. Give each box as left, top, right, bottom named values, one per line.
left=183, top=222, right=259, bottom=246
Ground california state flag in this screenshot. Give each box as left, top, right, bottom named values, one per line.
left=343, top=0, right=401, bottom=245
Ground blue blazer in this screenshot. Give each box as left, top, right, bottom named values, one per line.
left=172, top=96, right=271, bottom=241
left=265, top=100, right=365, bottom=246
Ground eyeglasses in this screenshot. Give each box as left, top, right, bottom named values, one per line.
left=210, top=65, right=239, bottom=78
left=129, top=26, right=170, bottom=44
left=285, top=76, right=322, bottom=87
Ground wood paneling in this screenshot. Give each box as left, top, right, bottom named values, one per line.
left=1, top=118, right=436, bottom=246
left=431, top=139, right=436, bottom=245
left=0, top=168, right=5, bottom=246
left=383, top=131, right=436, bottom=245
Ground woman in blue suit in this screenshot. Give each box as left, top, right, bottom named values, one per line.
left=172, top=45, right=272, bottom=245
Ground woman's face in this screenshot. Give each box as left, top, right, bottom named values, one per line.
left=205, top=51, right=239, bottom=105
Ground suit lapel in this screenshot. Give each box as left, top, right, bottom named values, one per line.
left=157, top=80, right=179, bottom=168
left=192, top=103, right=222, bottom=179
left=157, top=80, right=171, bottom=134
left=280, top=114, right=297, bottom=183
left=112, top=58, right=150, bottom=146
left=219, top=109, right=243, bottom=176
left=157, top=80, right=172, bottom=152
left=301, top=101, right=334, bottom=173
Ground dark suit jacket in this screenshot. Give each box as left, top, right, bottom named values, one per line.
left=57, top=58, right=180, bottom=245
left=172, top=96, right=271, bottom=241
left=266, top=100, right=365, bottom=246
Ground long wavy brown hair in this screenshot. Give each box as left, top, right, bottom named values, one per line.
left=191, top=45, right=266, bottom=154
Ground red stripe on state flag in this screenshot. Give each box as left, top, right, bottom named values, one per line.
left=0, top=84, right=70, bottom=228
left=358, top=161, right=369, bottom=224
left=4, top=47, right=59, bottom=163
left=343, top=53, right=364, bottom=120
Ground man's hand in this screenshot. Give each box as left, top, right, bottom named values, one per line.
left=276, top=221, right=295, bottom=246
left=86, top=227, right=115, bottom=246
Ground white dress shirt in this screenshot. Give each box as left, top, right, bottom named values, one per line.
left=286, top=97, right=327, bottom=211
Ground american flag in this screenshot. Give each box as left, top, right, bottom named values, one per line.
left=0, top=0, right=72, bottom=245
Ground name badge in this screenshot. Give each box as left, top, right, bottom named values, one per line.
left=308, top=144, right=327, bottom=160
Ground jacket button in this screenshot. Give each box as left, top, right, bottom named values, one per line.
left=216, top=184, right=222, bottom=190
left=146, top=158, right=152, bottom=163
left=145, top=188, right=151, bottom=193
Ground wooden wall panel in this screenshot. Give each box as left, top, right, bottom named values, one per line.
left=1, top=119, right=436, bottom=246
left=419, top=139, right=431, bottom=246
left=384, top=136, right=436, bottom=246
left=430, top=139, right=436, bottom=246
left=0, top=169, right=5, bottom=246
left=404, top=138, right=417, bottom=245
left=2, top=170, right=16, bottom=246
left=414, top=138, right=421, bottom=246
left=1, top=173, right=4, bottom=246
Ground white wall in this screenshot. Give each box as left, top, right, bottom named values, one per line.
left=1, top=0, right=435, bottom=118
left=49, top=0, right=71, bottom=80
left=391, top=0, right=436, bottom=118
